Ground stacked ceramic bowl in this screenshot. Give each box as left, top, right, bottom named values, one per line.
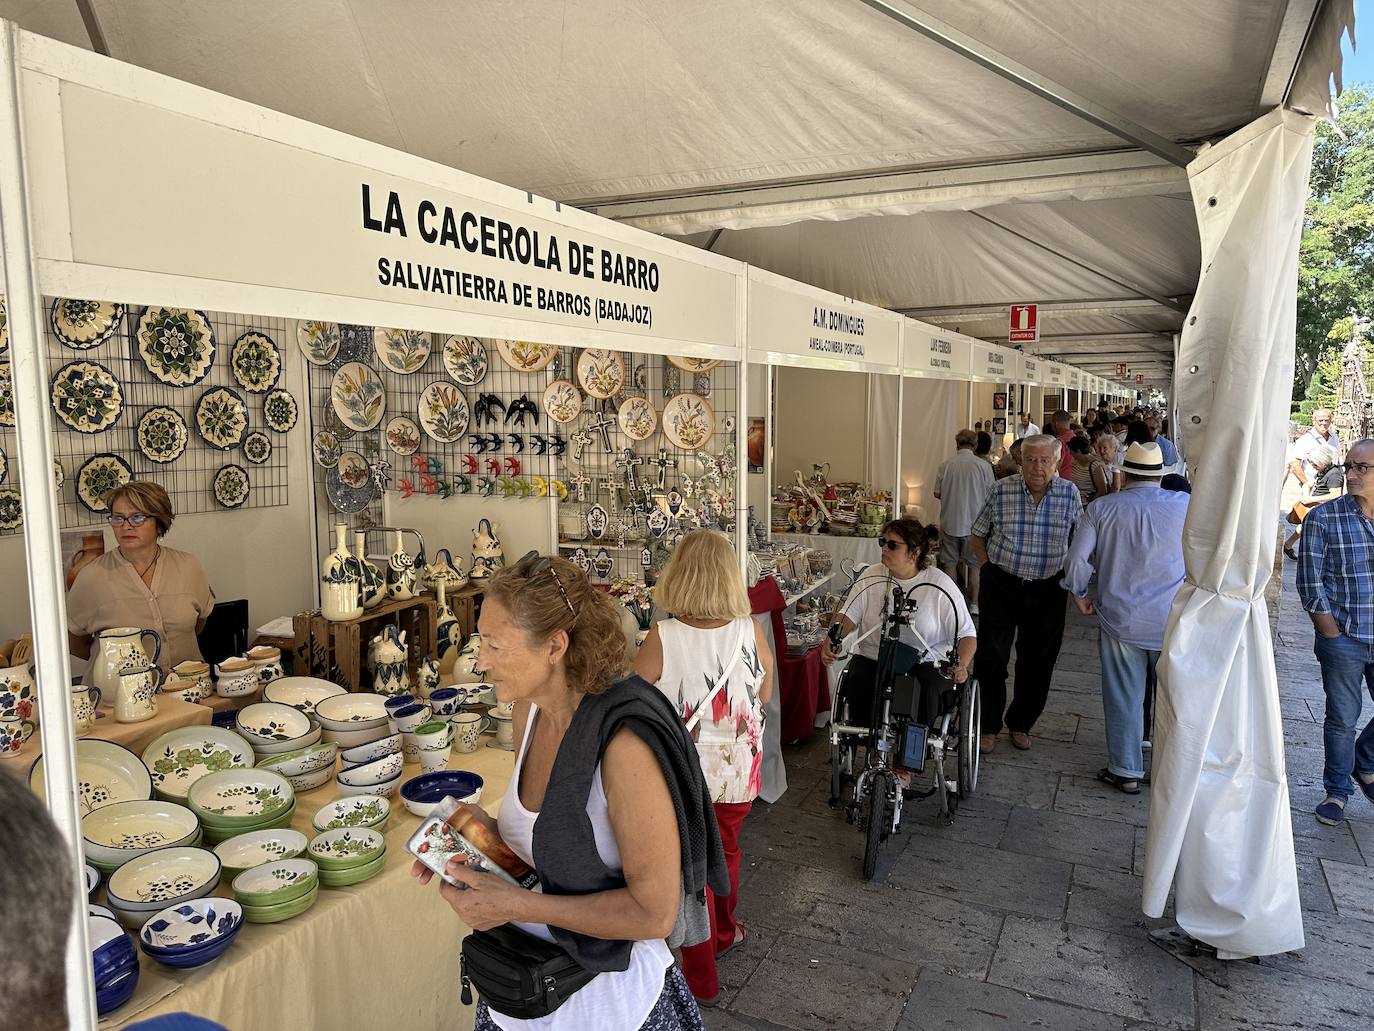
left=90, top=913, right=140, bottom=1014
left=311, top=795, right=391, bottom=835
left=138, top=898, right=244, bottom=969
left=338, top=732, right=401, bottom=767
left=82, top=799, right=202, bottom=877
left=212, top=828, right=310, bottom=881
left=187, top=769, right=296, bottom=846
left=314, top=692, right=391, bottom=747
left=336, top=750, right=404, bottom=797
left=104, top=846, right=223, bottom=930
left=235, top=702, right=322, bottom=761
left=399, top=770, right=485, bottom=818
left=231, top=858, right=320, bottom=924
left=255, top=740, right=339, bottom=792
left=263, top=676, right=346, bottom=716
left=308, top=827, right=388, bottom=887
left=141, top=726, right=256, bottom=804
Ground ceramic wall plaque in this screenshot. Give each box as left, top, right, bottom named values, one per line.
left=571, top=547, right=591, bottom=574
left=51, top=360, right=124, bottom=433
left=242, top=431, right=272, bottom=465
left=230, top=331, right=281, bottom=393
left=617, top=396, right=657, bottom=441
left=136, top=406, right=189, bottom=464
left=441, top=336, right=488, bottom=385
left=385, top=416, right=421, bottom=456
left=0, top=488, right=21, bottom=531
left=575, top=350, right=626, bottom=399
left=495, top=339, right=557, bottom=372
left=667, top=355, right=723, bottom=373
left=417, top=381, right=470, bottom=443
left=313, top=430, right=341, bottom=469
left=541, top=380, right=582, bottom=425
left=76, top=453, right=133, bottom=513
left=330, top=362, right=386, bottom=432
left=662, top=393, right=714, bottom=451
left=212, top=465, right=250, bottom=509
left=586, top=503, right=609, bottom=540
left=195, top=386, right=249, bottom=450
left=50, top=299, right=126, bottom=350
left=296, top=321, right=340, bottom=365
left=592, top=547, right=614, bottom=580
left=136, top=307, right=217, bottom=386
left=338, top=451, right=371, bottom=489
left=262, top=388, right=299, bottom=433
left=374, top=328, right=431, bottom=374
left=0, top=361, right=14, bottom=427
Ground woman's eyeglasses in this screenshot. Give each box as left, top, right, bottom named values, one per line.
left=107, top=513, right=150, bottom=527
left=527, top=554, right=576, bottom=617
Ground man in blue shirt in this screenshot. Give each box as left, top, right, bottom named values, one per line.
left=1063, top=442, right=1189, bottom=793
left=1144, top=413, right=1180, bottom=469
left=1297, top=438, right=1374, bottom=825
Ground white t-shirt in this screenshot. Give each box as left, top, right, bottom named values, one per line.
left=1014, top=420, right=1040, bottom=439
left=1293, top=428, right=1343, bottom=478
left=933, top=450, right=995, bottom=536
left=841, top=567, right=976, bottom=663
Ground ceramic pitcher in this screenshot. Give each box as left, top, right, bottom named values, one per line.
left=0, top=715, right=36, bottom=754
left=70, top=683, right=101, bottom=733
left=435, top=581, right=462, bottom=661
left=417, top=656, right=441, bottom=699
left=468, top=519, right=503, bottom=581
left=114, top=663, right=162, bottom=723
left=352, top=530, right=386, bottom=610
left=90, top=627, right=161, bottom=697
left=386, top=530, right=418, bottom=600
left=321, top=524, right=362, bottom=621
left=0, top=661, right=36, bottom=724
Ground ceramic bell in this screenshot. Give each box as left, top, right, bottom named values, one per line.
left=371, top=625, right=409, bottom=696
left=468, top=518, right=503, bottom=581
left=435, top=581, right=463, bottom=661
left=422, top=548, right=467, bottom=594
left=353, top=531, right=386, bottom=610
left=321, top=524, right=362, bottom=621
left=386, top=530, right=418, bottom=600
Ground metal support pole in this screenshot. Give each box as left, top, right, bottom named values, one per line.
left=894, top=374, right=905, bottom=519
left=735, top=279, right=749, bottom=574
left=0, top=20, right=96, bottom=1029
left=764, top=364, right=774, bottom=542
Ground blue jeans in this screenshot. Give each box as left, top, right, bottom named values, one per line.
left=1313, top=632, right=1374, bottom=800
left=1098, top=629, right=1157, bottom=780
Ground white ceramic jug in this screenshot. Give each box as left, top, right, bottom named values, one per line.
left=114, top=663, right=162, bottom=723
left=353, top=531, right=386, bottom=609
left=386, top=530, right=418, bottom=600
left=90, top=627, right=161, bottom=697
left=70, top=683, right=101, bottom=733
left=321, top=524, right=362, bottom=621
left=468, top=519, right=503, bottom=581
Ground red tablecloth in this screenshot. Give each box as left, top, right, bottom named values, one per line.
left=749, top=578, right=829, bottom=743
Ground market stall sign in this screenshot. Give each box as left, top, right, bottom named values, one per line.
left=904, top=327, right=973, bottom=379
left=1045, top=362, right=1066, bottom=386
left=1066, top=368, right=1082, bottom=390
left=747, top=272, right=900, bottom=371
left=1018, top=354, right=1040, bottom=383
left=971, top=341, right=1013, bottom=381
left=1136, top=373, right=1146, bottom=385
left=1008, top=304, right=1039, bottom=343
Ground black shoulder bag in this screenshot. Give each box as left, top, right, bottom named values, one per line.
left=460, top=923, right=597, bottom=1019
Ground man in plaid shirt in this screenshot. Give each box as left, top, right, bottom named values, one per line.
left=971, top=434, right=1082, bottom=754
left=1297, top=438, right=1374, bottom=826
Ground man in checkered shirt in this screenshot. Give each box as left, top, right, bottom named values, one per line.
left=970, top=434, right=1083, bottom=754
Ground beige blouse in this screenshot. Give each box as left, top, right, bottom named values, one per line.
left=67, top=547, right=215, bottom=674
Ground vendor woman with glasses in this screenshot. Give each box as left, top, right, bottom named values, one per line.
left=67, top=481, right=215, bottom=673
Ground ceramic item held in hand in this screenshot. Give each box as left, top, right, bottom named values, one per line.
left=248, top=646, right=284, bottom=685
left=352, top=531, right=385, bottom=609
left=213, top=658, right=259, bottom=698
left=321, top=523, right=362, bottom=621
left=385, top=530, right=418, bottom=600
left=468, top=518, right=503, bottom=582
left=90, top=627, right=161, bottom=699
left=71, top=682, right=102, bottom=733
left=114, top=664, right=162, bottom=724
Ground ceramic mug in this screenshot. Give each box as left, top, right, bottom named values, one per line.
left=383, top=694, right=417, bottom=717
left=449, top=712, right=486, bottom=754
left=495, top=699, right=515, bottom=719
left=428, top=687, right=462, bottom=718
left=0, top=714, right=36, bottom=754
left=418, top=742, right=452, bottom=773
left=70, top=683, right=101, bottom=733
left=491, top=715, right=514, bottom=750
left=401, top=732, right=421, bottom=763
left=214, top=658, right=259, bottom=698
left=412, top=720, right=452, bottom=750
left=391, top=703, right=432, bottom=734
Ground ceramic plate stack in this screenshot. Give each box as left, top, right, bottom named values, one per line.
left=311, top=795, right=391, bottom=835
left=187, top=768, right=296, bottom=846
left=254, top=740, right=338, bottom=792
left=104, top=846, right=222, bottom=930
left=335, top=751, right=403, bottom=798
left=313, top=692, right=391, bottom=747
left=213, top=828, right=309, bottom=881
left=82, top=799, right=202, bottom=876
left=90, top=914, right=140, bottom=1014
left=308, top=827, right=387, bottom=887
left=141, top=726, right=255, bottom=804
left=234, top=701, right=322, bottom=762
left=139, top=898, right=244, bottom=970
left=232, top=858, right=321, bottom=924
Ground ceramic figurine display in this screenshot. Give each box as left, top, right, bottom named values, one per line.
left=385, top=530, right=418, bottom=600
left=320, top=524, right=362, bottom=622
left=352, top=531, right=386, bottom=609
left=468, top=518, right=503, bottom=581
left=371, top=626, right=409, bottom=696
left=434, top=582, right=462, bottom=662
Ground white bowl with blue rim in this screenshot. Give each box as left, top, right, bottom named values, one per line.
left=313, top=692, right=389, bottom=732
left=383, top=694, right=417, bottom=717
left=107, top=846, right=222, bottom=916
left=255, top=740, right=338, bottom=780
left=399, top=770, right=484, bottom=817
left=139, top=898, right=244, bottom=968
left=339, top=732, right=401, bottom=766
left=82, top=799, right=200, bottom=870
left=336, top=772, right=402, bottom=798
left=30, top=739, right=153, bottom=816
left=263, top=676, right=346, bottom=715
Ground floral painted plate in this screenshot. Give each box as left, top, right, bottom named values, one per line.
left=0, top=296, right=5, bottom=354
left=667, top=355, right=723, bottom=374
left=495, top=339, right=557, bottom=372
left=308, top=827, right=385, bottom=866
left=51, top=360, right=124, bottom=433
left=187, top=769, right=293, bottom=820
left=662, top=393, right=715, bottom=451
left=441, top=336, right=488, bottom=385
left=384, top=416, right=421, bottom=456
left=107, top=846, right=221, bottom=909
left=330, top=362, right=386, bottom=432
left=140, top=897, right=244, bottom=950
left=242, top=431, right=272, bottom=466
left=617, top=396, right=657, bottom=441
left=324, top=466, right=373, bottom=514
left=337, top=450, right=371, bottom=489
left=51, top=299, right=125, bottom=350
left=136, top=308, right=216, bottom=386
left=76, top=453, right=133, bottom=513
left=541, top=380, right=582, bottom=425
left=29, top=739, right=154, bottom=816
left=230, top=332, right=281, bottom=393
left=195, top=386, right=248, bottom=450
left=296, top=321, right=340, bottom=366
left=374, top=328, right=431, bottom=375
left=0, top=444, right=6, bottom=482
left=0, top=361, right=12, bottom=426
left=417, top=381, right=469, bottom=443
left=141, top=726, right=255, bottom=803
left=576, top=349, right=625, bottom=399
left=136, top=407, right=189, bottom=464
left=0, top=488, right=21, bottom=531
left=313, top=430, right=341, bottom=469
left=212, top=465, right=250, bottom=509
left=262, top=388, right=298, bottom=433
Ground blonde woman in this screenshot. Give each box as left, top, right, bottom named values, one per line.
left=634, top=531, right=773, bottom=1006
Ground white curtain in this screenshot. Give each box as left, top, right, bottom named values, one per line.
left=899, top=379, right=967, bottom=525
left=1142, top=109, right=1313, bottom=959
left=866, top=374, right=900, bottom=494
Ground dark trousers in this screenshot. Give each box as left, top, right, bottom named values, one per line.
left=975, top=562, right=1068, bottom=735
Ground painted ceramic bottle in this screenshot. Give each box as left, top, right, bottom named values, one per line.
left=468, top=518, right=504, bottom=582
left=353, top=530, right=386, bottom=610
left=417, top=656, right=441, bottom=699
left=371, top=625, right=409, bottom=696
left=321, top=524, right=362, bottom=621
left=386, top=530, right=418, bottom=600
left=434, top=581, right=462, bottom=661
left=454, top=632, right=482, bottom=683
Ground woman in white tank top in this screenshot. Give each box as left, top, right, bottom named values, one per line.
left=635, top=531, right=773, bottom=1007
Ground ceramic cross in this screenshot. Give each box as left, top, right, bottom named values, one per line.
left=569, top=471, right=593, bottom=503
left=569, top=429, right=593, bottom=463
left=598, top=477, right=621, bottom=512
left=588, top=412, right=616, bottom=453
left=650, top=447, right=678, bottom=490
left=615, top=448, right=643, bottom=494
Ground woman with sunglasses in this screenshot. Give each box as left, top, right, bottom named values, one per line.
left=67, top=481, right=214, bottom=675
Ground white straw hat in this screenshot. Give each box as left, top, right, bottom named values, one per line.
left=1121, top=441, right=1166, bottom=476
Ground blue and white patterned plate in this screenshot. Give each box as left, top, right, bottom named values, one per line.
left=0, top=488, right=21, bottom=531
left=51, top=360, right=124, bottom=433
left=76, top=453, right=133, bottom=513
left=212, top=465, right=250, bottom=509
left=136, top=406, right=189, bottom=464
left=0, top=361, right=11, bottom=427
left=195, top=387, right=248, bottom=450
left=136, top=307, right=216, bottom=387
left=242, top=431, right=272, bottom=466
left=262, top=388, right=298, bottom=433
left=230, top=332, right=281, bottom=393
left=324, top=465, right=373, bottom=514
left=51, top=299, right=126, bottom=350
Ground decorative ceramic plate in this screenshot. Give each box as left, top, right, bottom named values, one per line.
left=231, top=857, right=317, bottom=898
left=51, top=360, right=124, bottom=433
left=441, top=336, right=488, bottom=385
left=663, top=393, right=715, bottom=451
left=142, top=727, right=256, bottom=803
left=374, top=327, right=431, bottom=375
left=242, top=431, right=272, bottom=466
left=335, top=324, right=375, bottom=364
left=136, top=407, right=189, bottom=464
left=140, top=898, right=244, bottom=950
left=262, top=678, right=346, bottom=715
left=384, top=416, right=421, bottom=456
left=330, top=362, right=386, bottom=432
left=212, top=465, right=250, bottom=509
left=667, top=355, right=723, bottom=373
left=230, top=332, right=281, bottom=393
left=417, top=381, right=469, bottom=443
left=187, top=769, right=293, bottom=820
left=195, top=386, right=248, bottom=450
left=235, top=702, right=312, bottom=743
left=308, top=827, right=385, bottom=865
left=321, top=403, right=355, bottom=442
left=312, top=430, right=341, bottom=469
left=541, top=379, right=582, bottom=425
left=82, top=800, right=199, bottom=857
left=51, top=299, right=125, bottom=350
left=0, top=444, right=6, bottom=482
left=495, top=339, right=557, bottom=372
left=262, top=388, right=298, bottom=433
left=0, top=488, right=21, bottom=531
left=29, top=739, right=153, bottom=815
left=0, top=361, right=12, bottom=426
left=53, top=460, right=65, bottom=490
left=618, top=396, right=657, bottom=441
left=337, top=450, right=371, bottom=489
left=324, top=466, right=373, bottom=514
left=296, top=321, right=340, bottom=366
left=76, top=453, right=133, bottom=513
left=135, top=307, right=216, bottom=386
left=576, top=349, right=626, bottom=399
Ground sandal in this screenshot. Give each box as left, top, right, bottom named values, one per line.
left=1096, top=767, right=1141, bottom=795
left=718, top=925, right=750, bottom=958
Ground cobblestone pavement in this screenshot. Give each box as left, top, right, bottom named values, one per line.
left=703, top=553, right=1374, bottom=1031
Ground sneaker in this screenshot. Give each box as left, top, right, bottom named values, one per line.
left=1315, top=797, right=1346, bottom=826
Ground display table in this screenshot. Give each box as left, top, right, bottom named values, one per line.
left=776, top=646, right=828, bottom=743
left=771, top=532, right=878, bottom=584
left=0, top=698, right=213, bottom=779
left=103, top=742, right=515, bottom=1030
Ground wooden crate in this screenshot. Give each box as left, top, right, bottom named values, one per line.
left=291, top=595, right=438, bottom=693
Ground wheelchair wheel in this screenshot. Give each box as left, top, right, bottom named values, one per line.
left=861, top=771, right=892, bottom=882
left=829, top=668, right=857, bottom=809
left=957, top=678, right=981, bottom=798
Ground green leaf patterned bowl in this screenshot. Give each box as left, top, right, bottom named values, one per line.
left=231, top=857, right=318, bottom=907
left=213, top=828, right=309, bottom=880
left=82, top=800, right=201, bottom=870
left=311, top=795, right=390, bottom=834
left=197, top=804, right=295, bottom=846
left=307, top=828, right=386, bottom=870
left=141, top=727, right=255, bottom=804
left=186, top=769, right=294, bottom=828
left=317, top=851, right=386, bottom=888
left=239, top=881, right=320, bottom=924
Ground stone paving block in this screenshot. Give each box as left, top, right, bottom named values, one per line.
left=1197, top=957, right=1374, bottom=1031
left=1279, top=694, right=1318, bottom=723
left=1255, top=907, right=1374, bottom=986
left=1132, top=826, right=1147, bottom=877
left=905, top=794, right=1013, bottom=849
left=973, top=760, right=1061, bottom=810
left=1348, top=815, right=1374, bottom=865
left=1054, top=773, right=1153, bottom=828
left=1297, top=853, right=1336, bottom=914
left=1287, top=806, right=1365, bottom=864
left=702, top=1008, right=796, bottom=1031
left=715, top=923, right=779, bottom=1009
left=743, top=808, right=871, bottom=877
left=982, top=736, right=1101, bottom=775
left=1321, top=858, right=1374, bottom=922
left=987, top=915, right=1195, bottom=1029
left=895, top=968, right=1127, bottom=1031
left=760, top=767, right=829, bottom=811
left=734, top=859, right=826, bottom=929
left=1282, top=717, right=1325, bottom=752
left=1027, top=709, right=1080, bottom=743
left=892, top=836, right=1071, bottom=919
left=730, top=933, right=916, bottom=1031
left=1000, top=806, right=1136, bottom=873
left=1065, top=864, right=1174, bottom=936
